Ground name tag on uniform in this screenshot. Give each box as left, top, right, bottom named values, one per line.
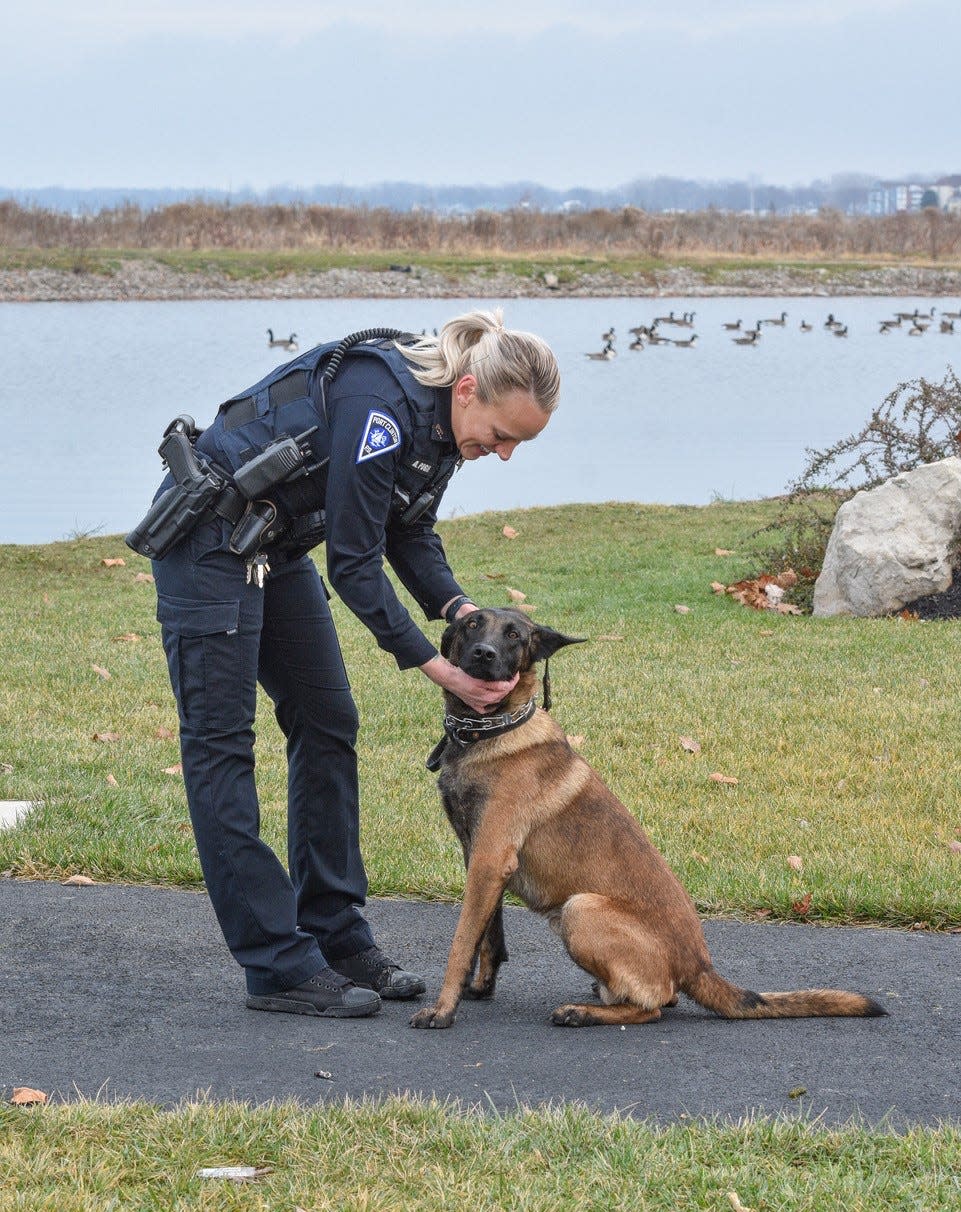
left=357, top=409, right=401, bottom=463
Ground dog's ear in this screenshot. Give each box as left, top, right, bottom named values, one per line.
left=529, top=626, right=586, bottom=663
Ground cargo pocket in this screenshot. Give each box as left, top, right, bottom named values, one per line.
left=157, top=594, right=254, bottom=733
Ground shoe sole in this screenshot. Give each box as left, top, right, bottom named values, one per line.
left=245, top=994, right=381, bottom=1018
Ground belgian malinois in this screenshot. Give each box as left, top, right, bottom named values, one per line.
left=410, top=608, right=886, bottom=1029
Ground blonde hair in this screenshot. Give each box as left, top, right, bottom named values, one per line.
left=400, top=309, right=560, bottom=414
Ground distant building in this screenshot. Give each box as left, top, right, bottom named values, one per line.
left=934, top=175, right=961, bottom=213
left=869, top=176, right=961, bottom=214
left=868, top=181, right=926, bottom=215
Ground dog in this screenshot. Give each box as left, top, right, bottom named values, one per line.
left=410, top=608, right=886, bottom=1029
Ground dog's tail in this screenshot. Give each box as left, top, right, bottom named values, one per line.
left=685, top=967, right=886, bottom=1019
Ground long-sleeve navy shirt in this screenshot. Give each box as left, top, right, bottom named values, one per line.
left=321, top=355, right=464, bottom=669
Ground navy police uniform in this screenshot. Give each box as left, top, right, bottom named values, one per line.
left=151, top=339, right=463, bottom=996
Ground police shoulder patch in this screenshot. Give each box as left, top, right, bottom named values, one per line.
left=357, top=409, right=402, bottom=463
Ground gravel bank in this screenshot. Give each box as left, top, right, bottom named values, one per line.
left=3, top=260, right=961, bottom=302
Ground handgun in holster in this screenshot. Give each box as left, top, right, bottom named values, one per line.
left=125, top=416, right=228, bottom=560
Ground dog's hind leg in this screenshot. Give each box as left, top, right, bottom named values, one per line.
left=552, top=893, right=676, bottom=1027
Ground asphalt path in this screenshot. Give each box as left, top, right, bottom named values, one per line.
left=2, top=879, right=959, bottom=1126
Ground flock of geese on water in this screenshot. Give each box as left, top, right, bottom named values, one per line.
left=584, top=304, right=961, bottom=359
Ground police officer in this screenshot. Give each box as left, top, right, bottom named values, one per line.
left=146, top=310, right=560, bottom=1017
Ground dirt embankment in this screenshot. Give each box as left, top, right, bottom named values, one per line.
left=3, top=259, right=961, bottom=302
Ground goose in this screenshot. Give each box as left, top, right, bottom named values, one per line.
left=601, top=326, right=616, bottom=343
left=879, top=318, right=901, bottom=333
left=653, top=310, right=677, bottom=325
left=942, top=308, right=961, bottom=320
left=940, top=319, right=956, bottom=334
left=733, top=329, right=760, bottom=345
left=267, top=329, right=298, bottom=350
left=907, top=323, right=925, bottom=336
left=832, top=324, right=848, bottom=337
left=675, top=311, right=696, bottom=328
left=628, top=323, right=657, bottom=339
left=722, top=319, right=742, bottom=330
left=585, top=341, right=616, bottom=360
left=761, top=311, right=787, bottom=326
left=824, top=313, right=841, bottom=330
left=671, top=333, right=698, bottom=348
left=629, top=335, right=645, bottom=350
left=800, top=320, right=812, bottom=332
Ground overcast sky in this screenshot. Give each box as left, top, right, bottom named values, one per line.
left=3, top=0, right=957, bottom=192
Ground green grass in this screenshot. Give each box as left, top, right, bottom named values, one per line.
left=1, top=1097, right=959, bottom=1211
left=2, top=246, right=958, bottom=282
left=3, top=500, right=959, bottom=1191
left=1, top=500, right=960, bottom=927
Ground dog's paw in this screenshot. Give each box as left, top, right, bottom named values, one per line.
left=409, top=1004, right=456, bottom=1029
left=551, top=1004, right=591, bottom=1027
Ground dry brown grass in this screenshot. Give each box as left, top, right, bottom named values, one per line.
left=2, top=199, right=960, bottom=262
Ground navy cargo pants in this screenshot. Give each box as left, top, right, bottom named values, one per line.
left=152, top=515, right=375, bottom=995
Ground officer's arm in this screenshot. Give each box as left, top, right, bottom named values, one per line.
left=383, top=497, right=464, bottom=622
left=323, top=394, right=438, bottom=669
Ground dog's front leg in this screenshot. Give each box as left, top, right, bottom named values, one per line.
left=464, top=897, right=508, bottom=999
left=410, top=847, right=517, bottom=1029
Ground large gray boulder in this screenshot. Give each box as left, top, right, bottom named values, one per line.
left=813, top=457, right=961, bottom=617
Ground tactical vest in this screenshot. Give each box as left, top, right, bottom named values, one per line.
left=195, top=335, right=461, bottom=531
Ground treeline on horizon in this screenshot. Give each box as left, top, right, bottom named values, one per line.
left=1, top=199, right=959, bottom=261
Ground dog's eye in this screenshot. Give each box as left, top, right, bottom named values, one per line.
left=466, top=617, right=478, bottom=629
left=508, top=630, right=519, bottom=640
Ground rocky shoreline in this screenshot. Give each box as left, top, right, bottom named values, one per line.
left=3, top=259, right=961, bottom=302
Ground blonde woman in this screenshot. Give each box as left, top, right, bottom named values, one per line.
left=139, top=310, right=560, bottom=1018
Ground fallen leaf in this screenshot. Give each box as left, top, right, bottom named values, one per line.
left=566, top=734, right=585, bottom=749
left=134, top=572, right=154, bottom=583
left=154, top=726, right=176, bottom=740
left=908, top=921, right=931, bottom=932
left=753, top=908, right=773, bottom=919
left=727, top=1193, right=753, bottom=1212
left=314, top=1070, right=334, bottom=1080
left=92, top=731, right=120, bottom=743
left=481, top=571, right=506, bottom=581
left=710, top=581, right=727, bottom=594
left=113, top=632, right=142, bottom=643
left=163, top=763, right=183, bottom=776
left=679, top=736, right=701, bottom=755
left=948, top=840, right=961, bottom=854
left=775, top=603, right=803, bottom=615
left=788, top=1086, right=807, bottom=1100
left=105, top=774, right=118, bottom=787
left=759, top=628, right=775, bottom=636
left=62, top=874, right=95, bottom=886
left=506, top=587, right=527, bottom=602
left=91, top=665, right=111, bottom=680
left=0, top=762, right=13, bottom=774
left=715, top=548, right=735, bottom=556
left=100, top=557, right=126, bottom=568
left=516, top=603, right=536, bottom=614
left=791, top=892, right=813, bottom=917
left=786, top=855, right=804, bottom=872
left=502, top=525, right=518, bottom=539
left=709, top=772, right=739, bottom=786
left=674, top=604, right=691, bottom=614
left=691, top=851, right=709, bottom=864
left=11, top=1087, right=47, bottom=1106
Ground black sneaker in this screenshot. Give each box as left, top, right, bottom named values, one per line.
left=245, top=969, right=381, bottom=1018
left=330, top=946, right=426, bottom=1000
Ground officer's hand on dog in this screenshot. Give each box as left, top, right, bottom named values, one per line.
left=421, top=655, right=519, bottom=714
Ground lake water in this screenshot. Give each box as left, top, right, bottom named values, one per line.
left=3, top=295, right=959, bottom=544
